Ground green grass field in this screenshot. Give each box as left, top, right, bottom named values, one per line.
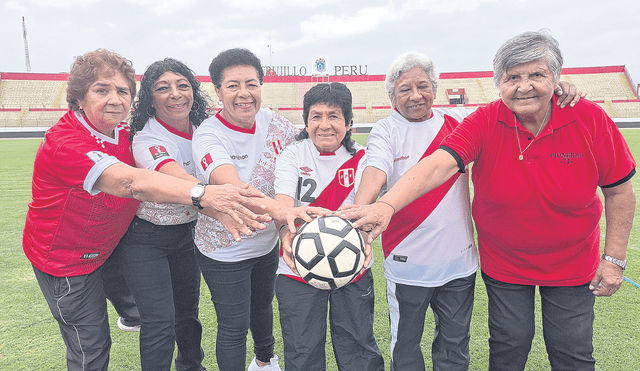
left=1, top=130, right=639, bottom=370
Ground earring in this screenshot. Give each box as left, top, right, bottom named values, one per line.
left=191, top=101, right=200, bottom=112
left=147, top=106, right=156, bottom=117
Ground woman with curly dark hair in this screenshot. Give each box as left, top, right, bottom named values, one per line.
left=114, top=58, right=225, bottom=371
left=129, top=58, right=210, bottom=139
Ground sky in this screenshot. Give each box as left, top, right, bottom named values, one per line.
left=1, top=0, right=639, bottom=87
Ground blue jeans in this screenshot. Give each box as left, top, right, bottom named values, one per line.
left=196, top=244, right=278, bottom=371
left=115, top=217, right=204, bottom=371
left=482, top=271, right=596, bottom=371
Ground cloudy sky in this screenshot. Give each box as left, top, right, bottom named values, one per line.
left=1, top=0, right=639, bottom=85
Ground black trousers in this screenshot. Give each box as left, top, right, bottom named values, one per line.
left=276, top=271, right=384, bottom=371
left=34, top=264, right=111, bottom=371
left=114, top=216, right=204, bottom=371
left=388, top=273, right=476, bottom=371
left=101, top=250, right=139, bottom=324
left=196, top=244, right=278, bottom=371
left=482, top=271, right=596, bottom=371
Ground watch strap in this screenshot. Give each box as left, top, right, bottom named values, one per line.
left=602, top=254, right=627, bottom=270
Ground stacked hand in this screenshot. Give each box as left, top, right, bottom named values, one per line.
left=336, top=201, right=395, bottom=244
left=279, top=206, right=332, bottom=274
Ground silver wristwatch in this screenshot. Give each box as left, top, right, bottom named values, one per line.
left=602, top=254, right=627, bottom=270
left=190, top=182, right=206, bottom=210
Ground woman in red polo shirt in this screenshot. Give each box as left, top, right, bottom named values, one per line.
left=338, top=30, right=636, bottom=371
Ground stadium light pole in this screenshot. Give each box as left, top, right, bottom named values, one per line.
left=23, top=16, right=31, bottom=72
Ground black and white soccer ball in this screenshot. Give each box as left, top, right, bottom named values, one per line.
left=292, top=215, right=366, bottom=290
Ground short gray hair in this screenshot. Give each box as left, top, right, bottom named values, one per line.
left=493, top=30, right=563, bottom=87
left=385, top=52, right=439, bottom=99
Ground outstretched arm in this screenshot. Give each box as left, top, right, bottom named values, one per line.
left=209, top=164, right=326, bottom=232
left=338, top=148, right=459, bottom=243
left=94, top=162, right=267, bottom=225
left=353, top=166, right=387, bottom=205
left=157, top=161, right=270, bottom=242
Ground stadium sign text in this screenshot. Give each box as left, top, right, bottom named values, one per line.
left=262, top=64, right=368, bottom=77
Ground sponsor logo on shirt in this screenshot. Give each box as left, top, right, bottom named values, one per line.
left=148, top=145, right=169, bottom=160
left=392, top=254, right=408, bottom=263
left=300, top=166, right=313, bottom=176
left=338, top=168, right=355, bottom=187
left=394, top=155, right=409, bottom=163
left=81, top=253, right=100, bottom=259
left=86, top=150, right=109, bottom=164
left=200, top=153, right=213, bottom=171
left=230, top=154, right=249, bottom=160
left=550, top=152, right=584, bottom=165
left=272, top=139, right=283, bottom=155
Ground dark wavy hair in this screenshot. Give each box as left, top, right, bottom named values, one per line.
left=298, top=82, right=357, bottom=156
left=130, top=58, right=210, bottom=140
left=208, top=48, right=264, bottom=88
left=67, top=49, right=136, bottom=112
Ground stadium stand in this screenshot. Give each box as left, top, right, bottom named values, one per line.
left=1, top=66, right=638, bottom=132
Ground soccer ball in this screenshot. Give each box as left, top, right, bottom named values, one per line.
left=292, top=215, right=366, bottom=290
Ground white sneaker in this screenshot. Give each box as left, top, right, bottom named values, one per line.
left=247, top=355, right=282, bottom=371
left=117, top=317, right=141, bottom=332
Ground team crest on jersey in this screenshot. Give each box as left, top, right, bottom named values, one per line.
left=86, top=150, right=109, bottom=164
left=200, top=153, right=213, bottom=171
left=272, top=139, right=283, bottom=155
left=338, top=168, right=355, bottom=187
left=148, top=145, right=169, bottom=160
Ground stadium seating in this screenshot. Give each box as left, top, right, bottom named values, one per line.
left=1, top=66, right=638, bottom=129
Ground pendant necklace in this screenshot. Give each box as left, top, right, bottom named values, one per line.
left=515, top=104, right=551, bottom=161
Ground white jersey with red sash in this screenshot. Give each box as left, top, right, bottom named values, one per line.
left=365, top=108, right=478, bottom=287
left=274, top=138, right=370, bottom=281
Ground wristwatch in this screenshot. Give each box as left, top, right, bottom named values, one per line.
left=602, top=254, right=627, bottom=270
left=190, top=182, right=206, bottom=210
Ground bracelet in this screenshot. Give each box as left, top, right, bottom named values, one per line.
left=278, top=224, right=288, bottom=236
left=377, top=200, right=396, bottom=214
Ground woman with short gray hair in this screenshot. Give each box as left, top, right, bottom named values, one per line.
left=385, top=51, right=439, bottom=98
left=340, top=30, right=636, bottom=370
left=355, top=50, right=478, bottom=370
left=493, top=30, right=563, bottom=86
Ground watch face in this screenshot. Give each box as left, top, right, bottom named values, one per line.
left=191, top=184, right=205, bottom=198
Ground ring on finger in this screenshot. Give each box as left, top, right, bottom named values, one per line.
left=236, top=204, right=241, bottom=211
